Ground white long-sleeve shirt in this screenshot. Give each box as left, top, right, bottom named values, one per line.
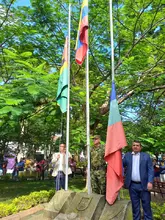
left=131, top=152, right=141, bottom=182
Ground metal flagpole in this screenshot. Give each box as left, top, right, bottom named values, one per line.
left=109, top=0, right=121, bottom=201
left=86, top=0, right=91, bottom=194
left=86, top=54, right=91, bottom=195
left=109, top=0, right=115, bottom=82
left=65, top=2, right=71, bottom=191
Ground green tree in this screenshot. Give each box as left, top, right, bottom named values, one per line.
left=0, top=0, right=164, bottom=155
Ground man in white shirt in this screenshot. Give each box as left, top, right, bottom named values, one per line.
left=51, top=144, right=72, bottom=191
left=123, top=140, right=154, bottom=220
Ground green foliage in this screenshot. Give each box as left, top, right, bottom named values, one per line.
left=76, top=160, right=87, bottom=168
left=0, top=203, right=18, bottom=218
left=0, top=190, right=54, bottom=217
left=12, top=190, right=54, bottom=211
left=151, top=202, right=165, bottom=220
left=0, top=0, right=164, bottom=155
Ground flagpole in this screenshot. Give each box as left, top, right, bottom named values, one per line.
left=109, top=0, right=121, bottom=201
left=86, top=52, right=91, bottom=195
left=65, top=3, right=71, bottom=191
left=109, top=0, right=115, bottom=82
left=86, top=0, right=91, bottom=194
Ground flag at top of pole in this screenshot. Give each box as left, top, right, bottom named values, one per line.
left=56, top=37, right=68, bottom=113
left=75, top=0, right=88, bottom=65
left=104, top=81, right=127, bottom=205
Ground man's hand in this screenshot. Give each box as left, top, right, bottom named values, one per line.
left=147, top=182, right=153, bottom=191
left=57, top=154, right=60, bottom=160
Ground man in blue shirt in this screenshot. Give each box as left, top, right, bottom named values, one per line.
left=14, top=158, right=25, bottom=179
left=17, top=158, right=25, bottom=171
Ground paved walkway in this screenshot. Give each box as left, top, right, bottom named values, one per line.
left=21, top=210, right=44, bottom=220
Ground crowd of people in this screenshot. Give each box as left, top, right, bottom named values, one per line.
left=0, top=154, right=77, bottom=181
left=0, top=155, right=50, bottom=180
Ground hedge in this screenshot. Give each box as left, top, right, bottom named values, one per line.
left=0, top=190, right=54, bottom=218
left=151, top=202, right=165, bottom=220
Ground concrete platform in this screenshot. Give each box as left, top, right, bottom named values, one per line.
left=2, top=191, right=132, bottom=220
left=43, top=191, right=132, bottom=220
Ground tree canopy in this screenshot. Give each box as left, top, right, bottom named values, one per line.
left=0, top=0, right=164, bottom=155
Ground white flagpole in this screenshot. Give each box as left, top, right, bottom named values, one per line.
left=109, top=0, right=121, bottom=201
left=86, top=52, right=91, bottom=195
left=109, top=0, right=115, bottom=82
left=65, top=3, right=71, bottom=191
left=86, top=0, right=91, bottom=195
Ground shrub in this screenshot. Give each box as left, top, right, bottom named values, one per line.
left=13, top=195, right=35, bottom=211
left=0, top=189, right=55, bottom=217
left=0, top=203, right=18, bottom=218
left=151, top=202, right=165, bottom=220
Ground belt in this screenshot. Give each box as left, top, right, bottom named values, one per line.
left=131, top=181, right=141, bottom=184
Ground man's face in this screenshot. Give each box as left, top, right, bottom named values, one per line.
left=60, top=144, right=65, bottom=153
left=132, top=142, right=142, bottom=153
left=93, top=137, right=100, bottom=146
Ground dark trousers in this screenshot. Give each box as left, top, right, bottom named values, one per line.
left=12, top=169, right=18, bottom=180
left=129, top=182, right=153, bottom=220
left=55, top=171, right=65, bottom=191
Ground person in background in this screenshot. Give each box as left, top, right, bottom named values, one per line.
left=43, top=157, right=50, bottom=179
left=91, top=135, right=106, bottom=195
left=12, top=158, right=18, bottom=180
left=51, top=144, right=72, bottom=191
left=153, top=158, right=160, bottom=181
left=123, top=140, right=154, bottom=220
left=25, top=158, right=32, bottom=171
left=4, top=154, right=16, bottom=173
left=17, top=158, right=25, bottom=179
left=70, top=155, right=76, bottom=178
left=36, top=159, right=46, bottom=180
left=45, top=156, right=53, bottom=177
left=160, top=154, right=165, bottom=182
left=17, top=158, right=25, bottom=171
left=12, top=158, right=25, bottom=180
left=2, top=159, right=7, bottom=175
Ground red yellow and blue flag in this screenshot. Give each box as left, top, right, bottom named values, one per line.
left=75, top=0, right=88, bottom=65
left=104, top=81, right=127, bottom=205
left=56, top=37, right=68, bottom=113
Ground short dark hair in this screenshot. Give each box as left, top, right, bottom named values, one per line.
left=133, top=140, right=142, bottom=146
left=93, top=135, right=101, bottom=140
left=60, top=143, right=66, bottom=148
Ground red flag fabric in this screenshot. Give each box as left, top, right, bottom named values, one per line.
left=104, top=81, right=127, bottom=205
left=75, top=0, right=88, bottom=65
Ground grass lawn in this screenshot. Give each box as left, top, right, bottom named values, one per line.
left=0, top=176, right=86, bottom=203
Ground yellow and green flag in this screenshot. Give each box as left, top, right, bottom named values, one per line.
left=56, top=37, right=68, bottom=113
